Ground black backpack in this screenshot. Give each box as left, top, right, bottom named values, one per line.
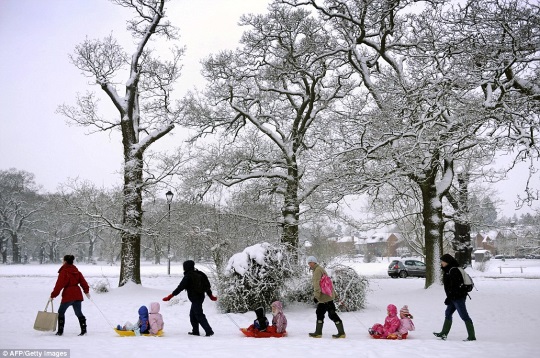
left=191, top=269, right=211, bottom=294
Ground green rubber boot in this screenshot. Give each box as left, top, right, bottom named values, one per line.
left=332, top=321, right=346, bottom=339
left=309, top=320, right=323, bottom=338
left=433, top=319, right=452, bottom=340
left=464, top=320, right=476, bottom=341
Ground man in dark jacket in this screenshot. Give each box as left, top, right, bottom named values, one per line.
left=433, top=253, right=476, bottom=341
left=163, top=260, right=217, bottom=336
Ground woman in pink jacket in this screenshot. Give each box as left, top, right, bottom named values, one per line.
left=369, top=304, right=401, bottom=339
left=148, top=302, right=164, bottom=335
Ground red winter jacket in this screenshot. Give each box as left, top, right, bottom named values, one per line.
left=51, top=263, right=89, bottom=303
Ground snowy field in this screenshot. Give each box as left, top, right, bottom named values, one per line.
left=1, top=257, right=539, bottom=358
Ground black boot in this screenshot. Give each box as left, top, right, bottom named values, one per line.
left=78, top=316, right=87, bottom=336
left=56, top=317, right=65, bottom=336
left=332, top=321, right=346, bottom=339
left=309, top=320, right=324, bottom=338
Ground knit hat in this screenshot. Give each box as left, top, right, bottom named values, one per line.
left=400, top=305, right=412, bottom=318
left=440, top=253, right=459, bottom=267
left=306, top=256, right=318, bottom=264
left=183, top=260, right=195, bottom=272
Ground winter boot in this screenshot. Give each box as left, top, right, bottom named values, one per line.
left=55, top=317, right=65, bottom=336
left=433, top=319, right=452, bottom=340
left=464, top=320, right=476, bottom=341
left=78, top=316, right=87, bottom=336
left=309, top=320, right=324, bottom=338
left=332, top=321, right=346, bottom=339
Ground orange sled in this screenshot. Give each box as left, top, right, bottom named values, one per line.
left=240, top=328, right=287, bottom=338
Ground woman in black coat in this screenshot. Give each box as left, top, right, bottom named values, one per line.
left=433, top=253, right=476, bottom=341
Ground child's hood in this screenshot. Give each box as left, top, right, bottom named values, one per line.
left=149, top=302, right=160, bottom=314
left=387, top=304, right=397, bottom=317
left=138, top=305, right=149, bottom=317
left=271, top=301, right=283, bottom=313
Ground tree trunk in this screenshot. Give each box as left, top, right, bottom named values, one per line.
left=453, top=173, right=472, bottom=267
left=119, top=151, right=144, bottom=286
left=10, top=232, right=20, bottom=264
left=419, top=176, right=444, bottom=289
left=88, top=237, right=95, bottom=263
left=454, top=222, right=472, bottom=267
left=281, top=163, right=300, bottom=251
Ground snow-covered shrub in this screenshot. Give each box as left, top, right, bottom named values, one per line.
left=282, top=274, right=313, bottom=304
left=92, top=278, right=111, bottom=293
left=283, top=264, right=369, bottom=312
left=474, top=260, right=489, bottom=272
left=217, top=242, right=295, bottom=313
left=330, top=264, right=369, bottom=311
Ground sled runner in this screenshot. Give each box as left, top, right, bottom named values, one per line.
left=114, top=328, right=163, bottom=337
left=240, top=328, right=287, bottom=338
left=369, top=332, right=408, bottom=340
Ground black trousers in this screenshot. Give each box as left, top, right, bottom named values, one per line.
left=315, top=300, right=341, bottom=323
left=189, top=298, right=213, bottom=334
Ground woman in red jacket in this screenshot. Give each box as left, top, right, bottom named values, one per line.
left=50, top=255, right=90, bottom=336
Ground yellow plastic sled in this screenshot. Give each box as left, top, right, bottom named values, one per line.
left=114, top=328, right=164, bottom=337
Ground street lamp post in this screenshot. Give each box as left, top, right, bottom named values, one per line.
left=166, top=190, right=174, bottom=275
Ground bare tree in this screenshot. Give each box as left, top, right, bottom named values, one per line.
left=0, top=169, right=42, bottom=263
left=283, top=0, right=540, bottom=287
left=57, top=0, right=183, bottom=286
left=182, top=6, right=357, bottom=252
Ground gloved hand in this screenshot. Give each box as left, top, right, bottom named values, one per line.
left=313, top=297, right=318, bottom=304
left=163, top=294, right=174, bottom=301
left=209, top=295, right=218, bottom=301
left=85, top=292, right=91, bottom=299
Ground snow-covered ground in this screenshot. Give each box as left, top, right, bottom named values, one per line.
left=1, top=257, right=538, bottom=358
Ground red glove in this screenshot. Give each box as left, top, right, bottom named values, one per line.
left=209, top=295, right=218, bottom=301
left=163, top=294, right=174, bottom=301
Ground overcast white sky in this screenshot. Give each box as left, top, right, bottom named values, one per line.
left=0, top=0, right=537, bottom=218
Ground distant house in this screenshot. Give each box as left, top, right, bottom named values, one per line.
left=474, top=230, right=500, bottom=255
left=356, top=232, right=403, bottom=257
left=474, top=228, right=521, bottom=256
left=327, top=235, right=360, bottom=256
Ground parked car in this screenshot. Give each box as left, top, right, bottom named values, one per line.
left=388, top=259, right=426, bottom=278
left=494, top=255, right=515, bottom=259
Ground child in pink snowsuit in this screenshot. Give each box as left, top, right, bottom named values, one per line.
left=397, top=305, right=415, bottom=339
left=148, top=302, right=164, bottom=335
left=370, top=304, right=401, bottom=338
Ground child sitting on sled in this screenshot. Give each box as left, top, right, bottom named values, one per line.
left=396, top=305, right=415, bottom=339
left=117, top=305, right=149, bottom=335
left=148, top=302, right=164, bottom=335
left=265, top=301, right=287, bottom=334
left=244, top=301, right=287, bottom=337
left=369, top=304, right=401, bottom=339
left=117, top=303, right=163, bottom=335
left=248, top=307, right=269, bottom=332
